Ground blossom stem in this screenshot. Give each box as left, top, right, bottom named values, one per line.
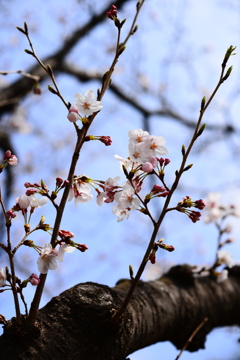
left=7, top=232, right=21, bottom=323
left=25, top=32, right=69, bottom=109
left=122, top=0, right=145, bottom=47
left=0, top=187, right=21, bottom=322
left=28, top=0, right=146, bottom=324
left=112, top=48, right=232, bottom=322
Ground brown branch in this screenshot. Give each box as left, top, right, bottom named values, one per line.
left=1, top=265, right=240, bottom=360
left=0, top=0, right=128, bottom=115
left=58, top=62, right=237, bottom=134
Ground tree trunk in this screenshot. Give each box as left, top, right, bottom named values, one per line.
left=1, top=265, right=240, bottom=360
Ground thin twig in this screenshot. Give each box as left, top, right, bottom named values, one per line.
left=0, top=69, right=40, bottom=82
left=175, top=318, right=208, bottom=360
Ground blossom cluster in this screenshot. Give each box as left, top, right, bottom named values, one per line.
left=203, top=192, right=240, bottom=223
left=67, top=129, right=170, bottom=221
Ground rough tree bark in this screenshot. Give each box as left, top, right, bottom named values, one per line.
left=1, top=264, right=240, bottom=360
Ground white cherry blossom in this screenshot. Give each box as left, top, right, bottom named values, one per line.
left=16, top=194, right=31, bottom=209
left=112, top=205, right=130, bottom=222
left=144, top=135, right=168, bottom=158
left=0, top=268, right=6, bottom=287
left=29, top=194, right=48, bottom=208
left=57, top=243, right=75, bottom=263
left=104, top=176, right=121, bottom=192
left=37, top=243, right=58, bottom=274
left=128, top=129, right=149, bottom=144
left=96, top=192, right=108, bottom=206
left=74, top=90, right=103, bottom=116
left=216, top=269, right=228, bottom=283
left=217, top=250, right=234, bottom=268
left=114, top=187, right=140, bottom=210
left=68, top=181, right=93, bottom=205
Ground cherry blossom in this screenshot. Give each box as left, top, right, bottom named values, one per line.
left=37, top=243, right=58, bottom=274
left=16, top=194, right=31, bottom=209
left=114, top=186, right=140, bottom=210
left=128, top=129, right=149, bottom=144
left=104, top=176, right=121, bottom=192
left=74, top=90, right=103, bottom=116
left=217, top=250, right=234, bottom=267
left=96, top=192, right=108, bottom=206
left=203, top=192, right=221, bottom=223
left=57, top=243, right=75, bottom=263
left=216, top=269, right=228, bottom=283
left=204, top=192, right=240, bottom=223
left=68, top=178, right=93, bottom=205
left=112, top=205, right=130, bottom=222
left=114, top=155, right=142, bottom=176
left=0, top=268, right=6, bottom=287
left=29, top=194, right=48, bottom=208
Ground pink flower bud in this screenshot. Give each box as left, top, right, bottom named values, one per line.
left=142, top=162, right=153, bottom=173
left=148, top=156, right=158, bottom=168
left=106, top=5, right=118, bottom=19
left=149, top=250, right=156, bottom=264
left=157, top=191, right=169, bottom=198
left=6, top=210, right=16, bottom=219
left=99, top=136, right=112, bottom=146
left=194, top=199, right=206, bottom=210
left=29, top=273, right=40, bottom=286
left=76, top=243, right=88, bottom=252
left=58, top=230, right=74, bottom=239
left=24, top=182, right=35, bottom=188
left=67, top=105, right=79, bottom=122
left=151, top=185, right=166, bottom=194
left=56, top=177, right=63, bottom=187
left=164, top=158, right=171, bottom=166
left=4, top=150, right=11, bottom=159
left=26, top=189, right=38, bottom=196
left=62, top=180, right=70, bottom=188
left=158, top=157, right=164, bottom=166
left=67, top=112, right=79, bottom=122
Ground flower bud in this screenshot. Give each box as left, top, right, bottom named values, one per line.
left=3, top=150, right=11, bottom=159
left=29, top=273, right=40, bottom=286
